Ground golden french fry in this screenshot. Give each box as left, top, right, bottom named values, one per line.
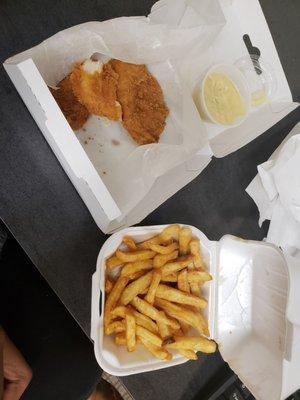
left=177, top=254, right=195, bottom=264
left=136, top=326, right=162, bottom=347
left=153, top=250, right=178, bottom=268
left=115, top=333, right=141, bottom=346
left=187, top=270, right=212, bottom=283
left=131, top=296, right=180, bottom=330
left=157, top=312, right=173, bottom=339
left=178, top=349, right=198, bottom=360
left=115, top=333, right=127, bottom=346
left=161, top=262, right=181, bottom=276
left=186, top=257, right=199, bottom=295
left=105, top=278, right=114, bottom=294
left=190, top=282, right=201, bottom=297
left=179, top=227, right=192, bottom=255
left=185, top=310, right=209, bottom=337
left=177, top=269, right=190, bottom=293
left=199, top=314, right=209, bottom=337
left=154, top=298, right=209, bottom=336
left=160, top=255, right=194, bottom=276
left=116, top=249, right=156, bottom=263
left=123, top=236, right=137, bottom=250
left=121, top=259, right=153, bottom=278
left=120, top=271, right=153, bottom=305
left=173, top=328, right=184, bottom=336
left=138, top=225, right=182, bottom=249
left=145, top=270, right=162, bottom=305
left=156, top=284, right=207, bottom=309
left=178, top=320, right=190, bottom=335
left=104, top=276, right=129, bottom=329
left=133, top=312, right=159, bottom=334
left=128, top=270, right=148, bottom=281
left=137, top=234, right=165, bottom=249
left=148, top=242, right=179, bottom=254
left=106, top=254, right=123, bottom=269
left=125, top=311, right=136, bottom=352
left=161, top=273, right=178, bottom=283
left=166, top=336, right=216, bottom=353
left=112, top=305, right=128, bottom=318
left=106, top=320, right=126, bottom=335
left=190, top=240, right=205, bottom=269
left=159, top=225, right=180, bottom=243
left=139, top=336, right=172, bottom=360
left=112, top=306, right=158, bottom=334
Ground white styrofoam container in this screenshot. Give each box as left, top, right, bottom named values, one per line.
left=3, top=0, right=299, bottom=234
left=91, top=224, right=300, bottom=400
left=91, top=224, right=216, bottom=376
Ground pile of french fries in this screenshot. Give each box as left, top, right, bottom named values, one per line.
left=104, top=225, right=216, bottom=361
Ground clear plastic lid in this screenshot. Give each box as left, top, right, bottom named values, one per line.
left=235, top=55, right=277, bottom=108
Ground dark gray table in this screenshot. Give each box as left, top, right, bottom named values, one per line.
left=0, top=1, right=299, bottom=399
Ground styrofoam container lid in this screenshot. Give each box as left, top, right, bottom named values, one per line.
left=216, top=236, right=288, bottom=400
left=91, top=225, right=298, bottom=400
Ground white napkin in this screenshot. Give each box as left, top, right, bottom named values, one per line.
left=246, top=122, right=300, bottom=260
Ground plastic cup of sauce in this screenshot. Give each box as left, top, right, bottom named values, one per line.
left=193, top=57, right=276, bottom=128
left=194, top=63, right=251, bottom=127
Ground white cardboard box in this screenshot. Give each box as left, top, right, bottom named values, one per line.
left=3, top=0, right=299, bottom=233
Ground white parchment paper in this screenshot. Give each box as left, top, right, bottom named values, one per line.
left=9, top=0, right=225, bottom=216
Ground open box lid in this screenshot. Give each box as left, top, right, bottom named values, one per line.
left=215, top=235, right=300, bottom=400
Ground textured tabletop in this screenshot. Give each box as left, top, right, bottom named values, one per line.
left=0, top=1, right=299, bottom=399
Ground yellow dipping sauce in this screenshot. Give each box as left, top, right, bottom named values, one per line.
left=251, top=89, right=267, bottom=107
left=203, top=72, right=246, bottom=125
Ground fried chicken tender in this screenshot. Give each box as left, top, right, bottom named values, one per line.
left=110, top=60, right=169, bottom=145
left=70, top=59, right=122, bottom=121
left=49, top=75, right=89, bottom=130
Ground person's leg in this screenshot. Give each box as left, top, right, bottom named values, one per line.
left=0, top=232, right=100, bottom=400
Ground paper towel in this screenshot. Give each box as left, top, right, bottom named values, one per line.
left=246, top=122, right=300, bottom=260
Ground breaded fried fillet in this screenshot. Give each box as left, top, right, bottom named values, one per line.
left=50, top=75, right=89, bottom=130
left=110, top=60, right=169, bottom=145
left=70, top=59, right=122, bottom=121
